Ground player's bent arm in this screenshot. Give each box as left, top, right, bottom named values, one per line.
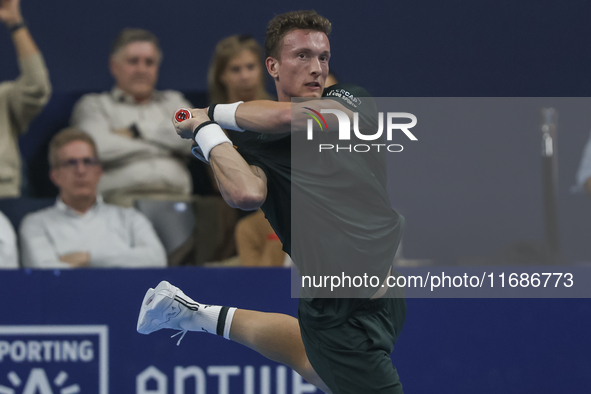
left=233, top=100, right=353, bottom=134
left=172, top=112, right=266, bottom=210
left=234, top=101, right=292, bottom=133
left=181, top=100, right=352, bottom=137
left=209, top=143, right=267, bottom=211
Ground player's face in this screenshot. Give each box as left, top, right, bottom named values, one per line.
left=110, top=41, right=160, bottom=102
left=269, top=29, right=330, bottom=101
left=51, top=141, right=102, bottom=202
left=220, top=49, right=263, bottom=100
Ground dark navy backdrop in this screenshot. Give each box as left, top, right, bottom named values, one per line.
left=2, top=1, right=591, bottom=96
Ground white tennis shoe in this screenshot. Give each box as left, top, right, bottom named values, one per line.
left=137, top=280, right=200, bottom=344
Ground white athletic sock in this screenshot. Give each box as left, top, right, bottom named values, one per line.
left=180, top=305, right=237, bottom=340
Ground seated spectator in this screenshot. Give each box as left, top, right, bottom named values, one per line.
left=0, top=0, right=51, bottom=197
left=208, top=34, right=272, bottom=104
left=202, top=35, right=273, bottom=262
left=235, top=209, right=286, bottom=267
left=0, top=211, right=18, bottom=268
left=20, top=129, right=166, bottom=268
left=169, top=35, right=276, bottom=266
left=70, top=28, right=193, bottom=207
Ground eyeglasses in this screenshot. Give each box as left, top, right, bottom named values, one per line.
left=58, top=157, right=101, bottom=169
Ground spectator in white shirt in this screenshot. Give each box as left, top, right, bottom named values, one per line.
left=20, top=128, right=166, bottom=268
left=70, top=28, right=193, bottom=207
left=0, top=211, right=18, bottom=268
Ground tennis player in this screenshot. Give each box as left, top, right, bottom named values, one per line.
left=138, top=10, right=406, bottom=393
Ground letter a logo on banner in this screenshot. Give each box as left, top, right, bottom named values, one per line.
left=22, top=369, right=53, bottom=394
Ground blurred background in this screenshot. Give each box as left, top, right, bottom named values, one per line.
left=2, top=0, right=591, bottom=264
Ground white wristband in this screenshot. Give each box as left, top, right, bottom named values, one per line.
left=194, top=123, right=232, bottom=162
left=213, top=102, right=245, bottom=132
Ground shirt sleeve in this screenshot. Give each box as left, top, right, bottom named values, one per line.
left=70, top=94, right=165, bottom=164
left=7, top=53, right=52, bottom=135
left=89, top=209, right=167, bottom=268
left=322, top=83, right=378, bottom=130
left=19, top=214, right=72, bottom=269
left=235, top=212, right=265, bottom=266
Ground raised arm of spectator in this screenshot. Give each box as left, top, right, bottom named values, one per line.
left=1, top=0, right=51, bottom=134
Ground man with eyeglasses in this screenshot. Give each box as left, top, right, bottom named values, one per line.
left=19, top=128, right=167, bottom=268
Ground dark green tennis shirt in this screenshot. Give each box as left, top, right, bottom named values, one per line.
left=230, top=83, right=404, bottom=327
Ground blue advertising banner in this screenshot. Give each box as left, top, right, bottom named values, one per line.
left=0, top=268, right=316, bottom=394
left=0, top=268, right=590, bottom=393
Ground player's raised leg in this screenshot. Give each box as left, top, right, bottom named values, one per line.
left=137, top=281, right=331, bottom=393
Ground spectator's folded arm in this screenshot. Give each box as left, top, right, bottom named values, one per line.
left=19, top=214, right=71, bottom=269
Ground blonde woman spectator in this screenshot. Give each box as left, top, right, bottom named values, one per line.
left=200, top=35, right=273, bottom=264
left=208, top=34, right=272, bottom=104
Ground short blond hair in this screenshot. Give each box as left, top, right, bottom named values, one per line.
left=265, top=10, right=332, bottom=59
left=208, top=35, right=272, bottom=104
left=48, top=128, right=99, bottom=169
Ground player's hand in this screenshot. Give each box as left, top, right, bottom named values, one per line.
left=172, top=107, right=210, bottom=140
left=59, top=252, right=90, bottom=268
left=0, top=0, right=23, bottom=26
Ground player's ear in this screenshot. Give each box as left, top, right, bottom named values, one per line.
left=266, top=57, right=279, bottom=80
